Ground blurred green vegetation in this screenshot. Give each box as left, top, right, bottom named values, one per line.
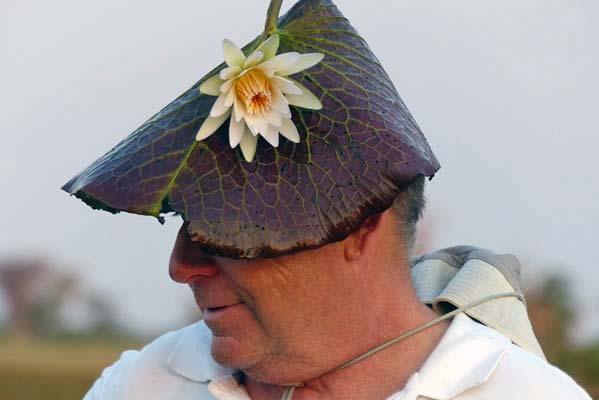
left=527, top=274, right=599, bottom=398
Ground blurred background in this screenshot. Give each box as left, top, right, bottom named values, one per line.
left=1, top=0, right=597, bottom=398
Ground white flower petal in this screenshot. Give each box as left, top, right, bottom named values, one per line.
left=224, top=88, right=236, bottom=107
left=271, top=76, right=303, bottom=95
left=196, top=109, right=232, bottom=141
left=245, top=114, right=270, bottom=136
left=223, top=39, right=246, bottom=68
left=279, top=118, right=300, bottom=143
left=271, top=88, right=292, bottom=118
left=256, top=34, right=280, bottom=60
left=199, top=74, right=224, bottom=96
left=220, top=78, right=236, bottom=94
left=260, top=124, right=280, bottom=147
left=265, top=52, right=301, bottom=73
left=245, top=118, right=259, bottom=136
left=220, top=65, right=242, bottom=80
left=237, top=68, right=250, bottom=78
left=256, top=63, right=275, bottom=78
left=264, top=109, right=283, bottom=127
left=243, top=51, right=264, bottom=69
left=239, top=130, right=259, bottom=162
left=277, top=53, right=324, bottom=76
left=255, top=118, right=270, bottom=136
left=233, top=96, right=246, bottom=122
left=286, top=92, right=323, bottom=110
left=229, top=115, right=245, bottom=148
left=285, top=79, right=323, bottom=110
left=210, top=93, right=232, bottom=117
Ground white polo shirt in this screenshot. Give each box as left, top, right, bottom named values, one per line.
left=84, top=313, right=590, bottom=400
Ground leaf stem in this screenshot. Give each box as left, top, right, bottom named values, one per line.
left=261, top=0, right=283, bottom=42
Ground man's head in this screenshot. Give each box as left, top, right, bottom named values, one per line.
left=60, top=0, right=439, bottom=389
left=169, top=177, right=427, bottom=384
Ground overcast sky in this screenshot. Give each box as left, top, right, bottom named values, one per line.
left=1, top=0, right=598, bottom=339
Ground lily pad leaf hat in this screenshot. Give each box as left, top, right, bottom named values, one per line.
left=62, top=0, right=440, bottom=259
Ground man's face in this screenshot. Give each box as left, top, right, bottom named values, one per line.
left=169, top=223, right=364, bottom=382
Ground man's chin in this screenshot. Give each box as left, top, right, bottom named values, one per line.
left=210, top=335, right=260, bottom=370
left=204, top=308, right=260, bottom=368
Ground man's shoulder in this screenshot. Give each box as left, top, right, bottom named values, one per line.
left=83, top=321, right=211, bottom=400
left=399, top=313, right=590, bottom=400
left=100, top=321, right=198, bottom=377
left=417, top=313, right=590, bottom=399
left=458, top=325, right=591, bottom=399
left=484, top=342, right=591, bottom=399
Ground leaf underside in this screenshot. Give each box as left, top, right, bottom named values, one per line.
left=62, top=0, right=440, bottom=259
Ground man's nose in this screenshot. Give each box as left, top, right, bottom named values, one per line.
left=169, top=254, right=219, bottom=283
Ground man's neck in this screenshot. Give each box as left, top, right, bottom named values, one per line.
left=243, top=299, right=449, bottom=400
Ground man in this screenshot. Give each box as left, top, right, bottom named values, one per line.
left=63, top=0, right=591, bottom=398
left=82, top=178, right=590, bottom=399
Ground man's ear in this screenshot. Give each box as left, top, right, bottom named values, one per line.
left=344, top=212, right=384, bottom=261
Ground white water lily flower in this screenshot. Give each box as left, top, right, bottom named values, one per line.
left=196, top=34, right=324, bottom=162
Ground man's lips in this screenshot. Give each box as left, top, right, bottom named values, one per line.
left=202, top=302, right=246, bottom=326
left=189, top=283, right=243, bottom=312
left=204, top=302, right=242, bottom=312
left=198, top=300, right=243, bottom=312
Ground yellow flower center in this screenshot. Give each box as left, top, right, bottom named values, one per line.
left=235, top=69, right=273, bottom=117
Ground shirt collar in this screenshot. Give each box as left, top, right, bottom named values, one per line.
left=166, top=320, right=235, bottom=383
left=166, top=313, right=510, bottom=400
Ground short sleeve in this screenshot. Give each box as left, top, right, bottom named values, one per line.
left=81, top=324, right=225, bottom=400
left=84, top=350, right=142, bottom=400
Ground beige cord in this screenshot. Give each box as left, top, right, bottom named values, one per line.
left=281, top=292, right=523, bottom=399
